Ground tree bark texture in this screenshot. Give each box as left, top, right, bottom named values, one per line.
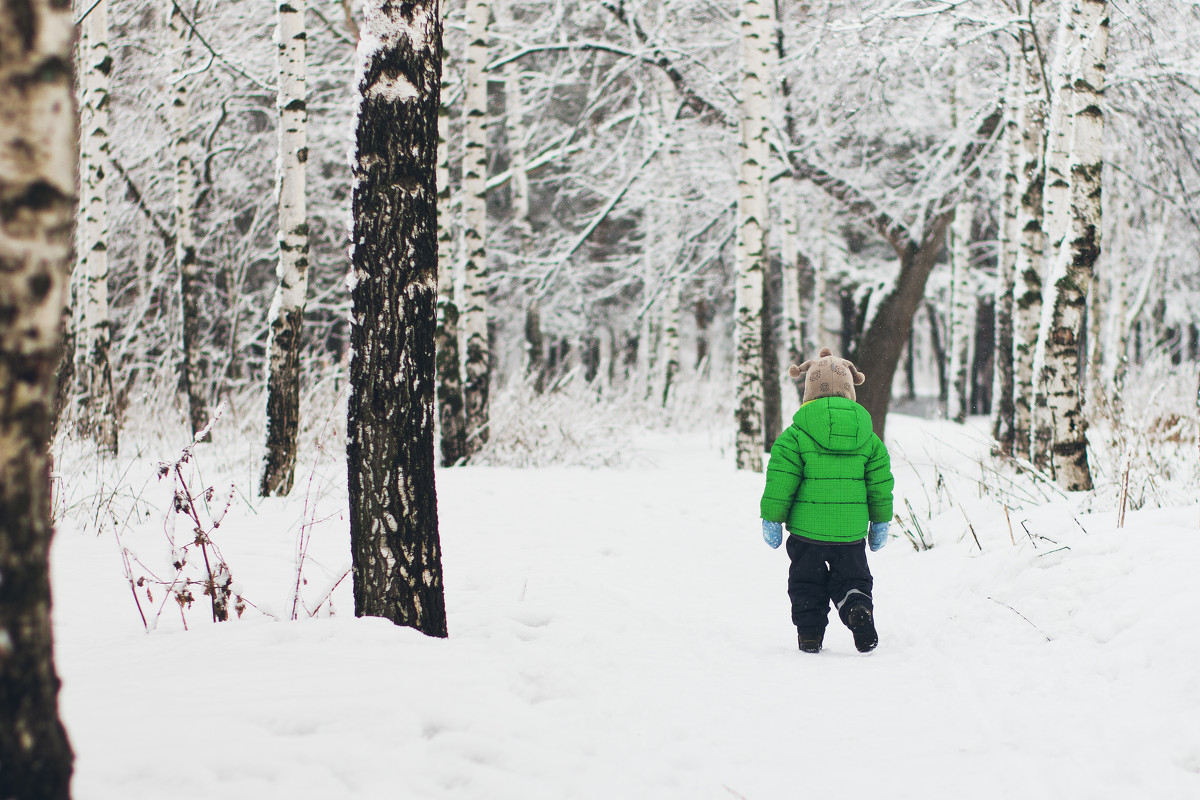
left=1012, top=16, right=1048, bottom=460
left=348, top=0, right=448, bottom=637
left=734, top=0, right=774, bottom=471
left=76, top=0, right=117, bottom=453
left=434, top=16, right=467, bottom=468
left=460, top=0, right=490, bottom=455
left=0, top=1, right=77, bottom=794
left=780, top=186, right=804, bottom=401
left=948, top=202, right=973, bottom=423
left=660, top=275, right=681, bottom=406
left=1033, top=0, right=1108, bottom=492
left=992, top=50, right=1021, bottom=452
left=261, top=0, right=311, bottom=497
left=166, top=1, right=208, bottom=437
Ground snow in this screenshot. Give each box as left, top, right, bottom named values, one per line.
left=50, top=414, right=1200, bottom=799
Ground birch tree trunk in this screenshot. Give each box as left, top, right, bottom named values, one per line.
left=348, top=0, right=448, bottom=637
left=1030, top=0, right=1077, bottom=468
left=261, top=0, right=310, bottom=496
left=734, top=0, right=774, bottom=471
left=1012, top=11, right=1049, bottom=460
left=166, top=0, right=208, bottom=437
left=780, top=186, right=804, bottom=400
left=993, top=50, right=1020, bottom=453
left=0, top=1, right=77, bottom=793
left=77, top=0, right=118, bottom=453
left=496, top=0, right=529, bottom=237
left=948, top=202, right=974, bottom=423
left=1033, top=0, right=1109, bottom=492
left=435, top=4, right=467, bottom=467
left=946, top=44, right=973, bottom=424
left=660, top=274, right=681, bottom=406
left=460, top=0, right=490, bottom=455
left=807, top=197, right=829, bottom=358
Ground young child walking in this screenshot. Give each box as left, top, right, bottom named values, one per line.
left=759, top=349, right=895, bottom=654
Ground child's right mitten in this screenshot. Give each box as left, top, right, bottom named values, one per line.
left=868, top=521, right=890, bottom=552
left=761, top=519, right=783, bottom=549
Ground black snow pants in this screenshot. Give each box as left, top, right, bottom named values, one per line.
left=785, top=535, right=873, bottom=635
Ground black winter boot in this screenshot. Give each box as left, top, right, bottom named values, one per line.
left=845, top=604, right=878, bottom=653
left=797, top=630, right=824, bottom=654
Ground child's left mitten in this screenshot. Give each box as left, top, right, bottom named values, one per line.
left=868, top=521, right=890, bottom=552
left=761, top=519, right=783, bottom=549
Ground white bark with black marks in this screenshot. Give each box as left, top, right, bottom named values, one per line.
left=261, top=0, right=311, bottom=496
left=76, top=0, right=118, bottom=453
left=0, top=1, right=77, bottom=793
left=348, top=0, right=448, bottom=637
left=1034, top=0, right=1108, bottom=492
left=1012, top=10, right=1048, bottom=460
left=734, top=0, right=775, bottom=471
left=166, top=0, right=208, bottom=437
left=460, top=0, right=490, bottom=455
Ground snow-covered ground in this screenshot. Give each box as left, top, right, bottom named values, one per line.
left=50, top=412, right=1200, bottom=799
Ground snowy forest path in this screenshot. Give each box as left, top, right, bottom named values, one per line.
left=48, top=420, right=1200, bottom=799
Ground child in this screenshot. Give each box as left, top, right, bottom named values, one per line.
left=759, top=349, right=895, bottom=654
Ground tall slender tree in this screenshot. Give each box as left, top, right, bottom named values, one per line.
left=460, top=0, right=490, bottom=455
left=0, top=0, right=77, bottom=794
left=734, top=0, right=775, bottom=471
left=348, top=0, right=448, bottom=637
left=166, top=0, right=208, bottom=437
left=992, top=49, right=1021, bottom=453
left=1012, top=2, right=1049, bottom=459
left=77, top=0, right=118, bottom=453
left=1033, top=0, right=1109, bottom=491
left=435, top=1, right=467, bottom=466
left=261, top=0, right=311, bottom=496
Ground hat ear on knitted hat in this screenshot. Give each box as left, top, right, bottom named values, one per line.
left=788, top=348, right=866, bottom=404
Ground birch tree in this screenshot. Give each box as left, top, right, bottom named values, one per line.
left=261, top=0, right=310, bottom=496
left=734, top=0, right=774, bottom=471
left=1012, top=4, right=1049, bottom=459
left=348, top=0, right=448, bottom=637
left=435, top=6, right=467, bottom=466
left=947, top=46, right=974, bottom=423
left=166, top=0, right=208, bottom=437
left=460, top=0, right=490, bottom=455
left=992, top=49, right=1021, bottom=453
left=76, top=0, right=118, bottom=453
left=1033, top=0, right=1109, bottom=491
left=0, top=0, right=77, bottom=793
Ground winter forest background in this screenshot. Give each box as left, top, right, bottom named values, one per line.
left=4, top=0, right=1200, bottom=797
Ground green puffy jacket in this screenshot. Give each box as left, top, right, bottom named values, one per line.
left=760, top=397, right=894, bottom=544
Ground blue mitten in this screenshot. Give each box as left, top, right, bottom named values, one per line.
left=761, top=520, right=783, bottom=549
left=868, top=521, right=890, bottom=552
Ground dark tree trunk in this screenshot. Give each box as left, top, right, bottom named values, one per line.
left=972, top=297, right=994, bottom=416
left=761, top=264, right=781, bottom=450
left=435, top=290, right=467, bottom=467
left=904, top=332, right=916, bottom=400
left=0, top=1, right=77, bottom=792
left=260, top=307, right=303, bottom=495
left=849, top=225, right=950, bottom=437
left=347, top=1, right=448, bottom=638
left=694, top=299, right=712, bottom=368
left=180, top=246, right=209, bottom=438
left=925, top=298, right=949, bottom=404
left=524, top=301, right=545, bottom=393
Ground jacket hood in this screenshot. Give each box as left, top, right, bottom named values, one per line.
left=791, top=396, right=874, bottom=451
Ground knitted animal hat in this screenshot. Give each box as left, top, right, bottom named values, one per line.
left=788, top=348, right=866, bottom=404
